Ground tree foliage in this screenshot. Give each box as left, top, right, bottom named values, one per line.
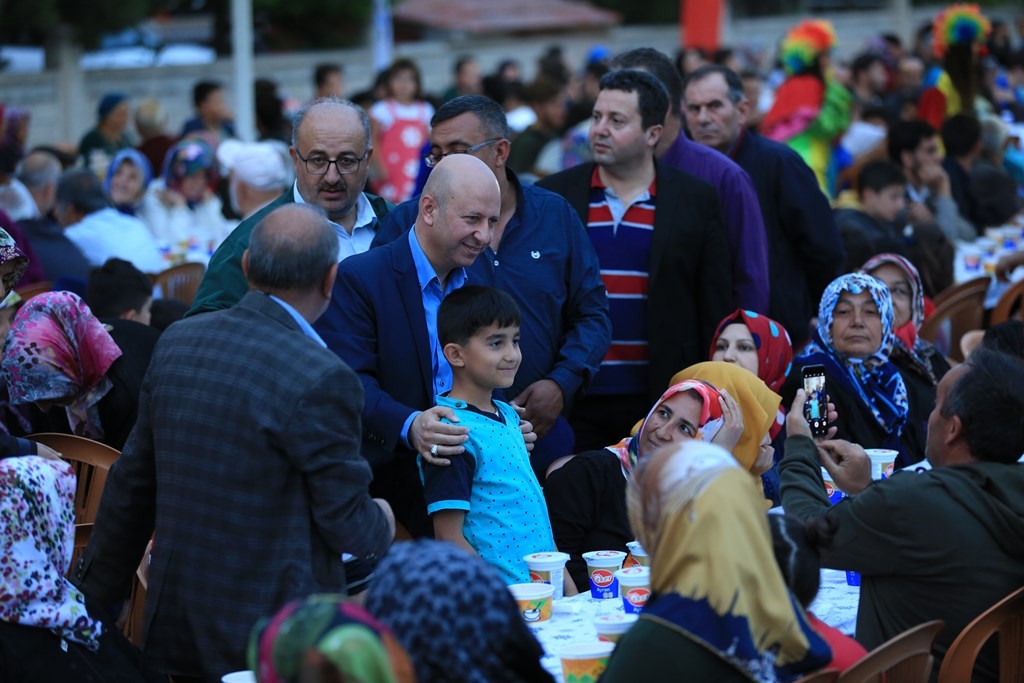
left=0, top=0, right=160, bottom=48
left=252, top=0, right=372, bottom=50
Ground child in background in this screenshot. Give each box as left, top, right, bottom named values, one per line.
left=87, top=257, right=154, bottom=325
left=369, top=58, right=434, bottom=204
left=420, top=286, right=563, bottom=587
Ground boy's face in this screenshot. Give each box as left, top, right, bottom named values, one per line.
left=453, top=323, right=522, bottom=391
left=862, top=184, right=906, bottom=223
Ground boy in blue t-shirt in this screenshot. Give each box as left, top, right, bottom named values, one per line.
left=419, top=285, right=558, bottom=585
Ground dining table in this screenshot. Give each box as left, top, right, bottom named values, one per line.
left=529, top=568, right=859, bottom=680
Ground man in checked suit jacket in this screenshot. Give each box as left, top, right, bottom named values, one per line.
left=74, top=204, right=394, bottom=682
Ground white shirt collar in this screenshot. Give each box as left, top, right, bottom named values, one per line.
left=291, top=181, right=376, bottom=234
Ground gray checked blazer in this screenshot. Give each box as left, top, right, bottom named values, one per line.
left=74, top=291, right=390, bottom=681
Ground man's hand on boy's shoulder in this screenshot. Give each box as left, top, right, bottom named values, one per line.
left=413, top=406, right=469, bottom=466
left=512, top=404, right=537, bottom=453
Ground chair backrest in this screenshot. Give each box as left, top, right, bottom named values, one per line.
left=28, top=432, right=120, bottom=524
left=937, top=586, right=1024, bottom=683
left=14, top=280, right=52, bottom=303
left=919, top=278, right=989, bottom=362
left=931, top=276, right=989, bottom=308
left=838, top=620, right=945, bottom=683
left=793, top=669, right=841, bottom=683
left=71, top=522, right=94, bottom=580
left=151, top=262, right=206, bottom=306
left=989, top=280, right=1024, bottom=327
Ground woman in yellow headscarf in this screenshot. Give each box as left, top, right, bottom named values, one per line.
left=672, top=360, right=782, bottom=473
left=600, top=441, right=832, bottom=682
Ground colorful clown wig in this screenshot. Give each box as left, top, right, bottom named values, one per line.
left=779, top=19, right=837, bottom=76
left=932, top=4, right=990, bottom=58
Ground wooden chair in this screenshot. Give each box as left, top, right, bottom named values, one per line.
left=838, top=620, right=945, bottom=683
left=989, top=279, right=1024, bottom=326
left=937, top=586, right=1024, bottom=683
left=28, top=433, right=120, bottom=524
left=794, top=670, right=840, bottom=683
left=29, top=432, right=119, bottom=575
left=919, top=278, right=989, bottom=362
left=14, top=280, right=52, bottom=302
left=123, top=541, right=152, bottom=647
left=151, top=262, right=206, bottom=306
left=931, top=276, right=990, bottom=308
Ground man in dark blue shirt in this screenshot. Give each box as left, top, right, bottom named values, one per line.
left=372, top=96, right=611, bottom=478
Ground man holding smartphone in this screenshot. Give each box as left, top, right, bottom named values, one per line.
left=781, top=348, right=1024, bottom=680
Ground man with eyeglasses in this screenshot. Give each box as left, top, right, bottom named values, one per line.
left=189, top=98, right=392, bottom=316
left=371, top=95, right=611, bottom=482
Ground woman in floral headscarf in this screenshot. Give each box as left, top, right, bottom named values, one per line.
left=601, top=441, right=832, bottom=682
left=0, top=455, right=158, bottom=681
left=141, top=138, right=230, bottom=247
left=0, top=228, right=62, bottom=458
left=249, top=593, right=415, bottom=683
left=785, top=273, right=925, bottom=467
left=546, top=378, right=743, bottom=591
left=1, top=291, right=151, bottom=450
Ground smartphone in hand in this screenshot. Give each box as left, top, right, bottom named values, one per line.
left=801, top=365, right=828, bottom=437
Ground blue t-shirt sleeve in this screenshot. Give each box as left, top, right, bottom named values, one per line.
left=420, top=449, right=476, bottom=515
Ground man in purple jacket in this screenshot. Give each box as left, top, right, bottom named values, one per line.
left=609, top=48, right=770, bottom=314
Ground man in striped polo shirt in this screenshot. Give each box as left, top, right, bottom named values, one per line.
left=539, top=69, right=733, bottom=450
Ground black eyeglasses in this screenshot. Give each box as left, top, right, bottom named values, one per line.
left=294, top=149, right=369, bottom=175
left=424, top=138, right=502, bottom=168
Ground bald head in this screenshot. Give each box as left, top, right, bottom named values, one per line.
left=246, top=203, right=339, bottom=293
left=422, top=153, right=499, bottom=212
left=417, top=154, right=501, bottom=280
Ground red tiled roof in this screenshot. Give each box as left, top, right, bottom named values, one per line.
left=393, top=0, right=621, bottom=33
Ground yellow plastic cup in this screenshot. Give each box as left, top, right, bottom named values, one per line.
left=508, top=582, right=554, bottom=623
left=559, top=641, right=615, bottom=683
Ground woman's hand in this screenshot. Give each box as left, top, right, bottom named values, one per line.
left=711, top=390, right=744, bottom=453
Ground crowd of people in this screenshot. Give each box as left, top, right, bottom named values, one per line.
left=1, top=3, right=1024, bottom=683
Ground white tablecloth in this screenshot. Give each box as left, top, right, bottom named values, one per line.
left=530, top=570, right=859, bottom=680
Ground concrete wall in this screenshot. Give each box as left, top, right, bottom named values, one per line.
left=1, top=3, right=1015, bottom=151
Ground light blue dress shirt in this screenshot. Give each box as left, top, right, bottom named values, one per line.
left=400, top=227, right=469, bottom=446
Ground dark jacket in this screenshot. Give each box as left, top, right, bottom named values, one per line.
left=544, top=449, right=630, bottom=590
left=75, top=292, right=390, bottom=681
left=781, top=435, right=1024, bottom=681
left=834, top=207, right=908, bottom=273
left=537, top=161, right=733, bottom=403
left=314, top=235, right=440, bottom=538
left=17, top=215, right=93, bottom=283
left=187, top=190, right=392, bottom=316
left=729, top=130, right=845, bottom=346
left=0, top=599, right=162, bottom=683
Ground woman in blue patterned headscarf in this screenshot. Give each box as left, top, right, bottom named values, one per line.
left=788, top=273, right=923, bottom=467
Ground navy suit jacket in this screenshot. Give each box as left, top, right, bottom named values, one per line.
left=316, top=234, right=440, bottom=537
